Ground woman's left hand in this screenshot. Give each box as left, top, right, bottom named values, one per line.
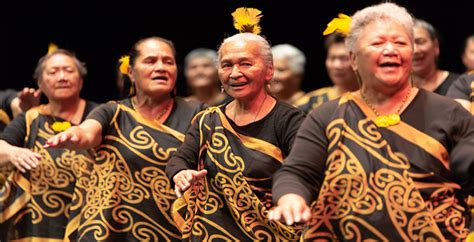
left=173, top=169, right=208, bottom=197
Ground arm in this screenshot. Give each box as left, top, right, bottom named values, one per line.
left=271, top=103, right=333, bottom=225
left=0, top=140, right=41, bottom=172
left=44, top=119, right=103, bottom=149
left=166, top=113, right=208, bottom=197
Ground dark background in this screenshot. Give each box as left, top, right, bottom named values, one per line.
left=1, top=0, right=473, bottom=103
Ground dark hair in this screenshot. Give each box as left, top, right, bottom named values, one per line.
left=33, top=49, right=87, bottom=83
left=129, top=36, right=176, bottom=68
left=324, top=32, right=346, bottom=50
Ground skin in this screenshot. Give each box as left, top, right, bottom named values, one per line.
left=462, top=39, right=474, bottom=72
left=270, top=57, right=303, bottom=103
left=326, top=42, right=359, bottom=94
left=269, top=20, right=416, bottom=225
left=185, top=56, right=225, bottom=105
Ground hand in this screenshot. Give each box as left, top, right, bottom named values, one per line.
left=44, top=131, right=79, bottom=149
left=9, top=146, right=41, bottom=173
left=268, top=193, right=311, bottom=225
left=17, top=87, right=41, bottom=112
left=173, top=169, right=208, bottom=197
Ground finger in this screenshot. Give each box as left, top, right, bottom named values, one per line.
left=292, top=206, right=302, bottom=223
left=194, top=169, right=208, bottom=179
left=282, top=209, right=294, bottom=225
left=175, top=187, right=182, bottom=198
left=301, top=207, right=312, bottom=222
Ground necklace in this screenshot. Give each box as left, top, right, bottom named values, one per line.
left=234, top=94, right=268, bottom=123
left=361, top=88, right=411, bottom=128
left=131, top=97, right=173, bottom=122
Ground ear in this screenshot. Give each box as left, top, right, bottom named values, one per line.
left=127, top=65, right=135, bottom=85
left=349, top=51, right=358, bottom=72
left=434, top=39, right=440, bottom=57
left=265, top=63, right=274, bottom=82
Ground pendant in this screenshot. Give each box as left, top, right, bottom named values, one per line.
left=373, top=114, right=400, bottom=128
left=51, top=121, right=72, bottom=132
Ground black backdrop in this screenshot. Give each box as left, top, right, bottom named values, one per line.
left=1, top=0, right=473, bottom=103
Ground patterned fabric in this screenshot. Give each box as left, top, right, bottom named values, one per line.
left=295, top=86, right=339, bottom=114
left=173, top=107, right=303, bottom=241
left=68, top=102, right=187, bottom=241
left=0, top=106, right=95, bottom=241
left=303, top=93, right=470, bottom=241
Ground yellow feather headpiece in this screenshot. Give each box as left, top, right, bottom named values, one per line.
left=323, top=13, right=351, bottom=36
left=47, top=43, right=58, bottom=54
left=232, top=7, right=263, bottom=34
left=119, top=55, right=130, bottom=75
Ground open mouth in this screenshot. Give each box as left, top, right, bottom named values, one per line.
left=151, top=76, right=168, bottom=81
left=229, top=82, right=247, bottom=87
left=380, top=62, right=401, bottom=67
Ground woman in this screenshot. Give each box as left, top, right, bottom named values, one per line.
left=296, top=33, right=359, bottom=113
left=270, top=43, right=306, bottom=105
left=0, top=49, right=98, bottom=240
left=45, top=37, right=203, bottom=241
left=270, top=3, right=473, bottom=241
left=184, top=48, right=231, bottom=106
left=166, top=33, right=306, bottom=241
left=412, top=19, right=459, bottom=95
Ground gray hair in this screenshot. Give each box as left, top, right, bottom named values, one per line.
left=33, top=49, right=87, bottom=83
left=271, top=44, right=306, bottom=75
left=184, top=48, right=218, bottom=68
left=218, top=33, right=273, bottom=67
left=414, top=18, right=439, bottom=41
left=346, top=2, right=414, bottom=53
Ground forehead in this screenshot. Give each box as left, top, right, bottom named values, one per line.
left=360, top=20, right=411, bottom=40
left=414, top=26, right=430, bottom=38
left=220, top=39, right=260, bottom=59
left=188, top=56, right=214, bottom=65
left=44, top=54, right=76, bottom=68
left=137, top=39, right=174, bottom=58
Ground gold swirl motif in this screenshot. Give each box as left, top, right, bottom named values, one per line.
left=305, top=118, right=446, bottom=241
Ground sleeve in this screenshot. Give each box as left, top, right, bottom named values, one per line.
left=449, top=105, right=474, bottom=195
left=0, top=89, right=18, bottom=119
left=86, top=102, right=117, bottom=137
left=166, top=112, right=204, bottom=186
left=272, top=104, right=332, bottom=205
left=446, top=74, right=472, bottom=100
left=278, top=105, right=306, bottom=157
left=0, top=113, right=27, bottom=147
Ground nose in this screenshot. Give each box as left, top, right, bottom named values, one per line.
left=154, top=61, right=165, bottom=72
left=383, top=42, right=396, bottom=56
left=229, top=65, right=242, bottom=79
left=58, top=70, right=67, bottom=79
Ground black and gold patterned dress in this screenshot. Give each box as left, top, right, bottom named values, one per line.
left=273, top=90, right=474, bottom=241
left=294, top=86, right=339, bottom=114
left=0, top=89, right=18, bottom=186
left=0, top=101, right=98, bottom=241
left=167, top=101, right=306, bottom=241
left=66, top=97, right=202, bottom=241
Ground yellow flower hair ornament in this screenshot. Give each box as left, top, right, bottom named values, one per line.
left=232, top=7, right=263, bottom=34
left=48, top=42, right=58, bottom=54
left=119, top=55, right=130, bottom=75
left=323, top=13, right=351, bottom=36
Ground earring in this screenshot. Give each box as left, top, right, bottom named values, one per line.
left=129, top=82, right=136, bottom=96
left=220, top=85, right=225, bottom=93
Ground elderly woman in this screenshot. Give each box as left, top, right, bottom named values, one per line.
left=270, top=3, right=474, bottom=241
left=411, top=19, right=459, bottom=95
left=184, top=48, right=231, bottom=106
left=0, top=49, right=98, bottom=240
left=166, top=33, right=306, bottom=241
left=270, top=43, right=306, bottom=105
left=45, top=37, right=203, bottom=241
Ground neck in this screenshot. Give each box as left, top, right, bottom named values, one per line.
left=47, top=97, right=84, bottom=123
left=412, top=65, right=438, bottom=85
left=360, top=83, right=412, bottom=114
left=335, top=79, right=360, bottom=96
left=133, top=94, right=173, bottom=120
left=231, top=92, right=272, bottom=125
left=275, top=89, right=304, bottom=104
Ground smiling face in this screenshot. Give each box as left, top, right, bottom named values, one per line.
left=412, top=26, right=439, bottom=74
left=326, top=42, right=356, bottom=86
left=350, top=20, right=413, bottom=92
left=218, top=38, right=273, bottom=101
left=38, top=53, right=83, bottom=101
left=270, top=57, right=301, bottom=96
left=129, top=38, right=177, bottom=98
left=185, top=56, right=218, bottom=89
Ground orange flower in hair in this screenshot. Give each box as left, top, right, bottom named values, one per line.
left=119, top=55, right=130, bottom=75
left=48, top=43, right=58, bottom=54
left=323, top=13, right=351, bottom=36
left=232, top=7, right=263, bottom=34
